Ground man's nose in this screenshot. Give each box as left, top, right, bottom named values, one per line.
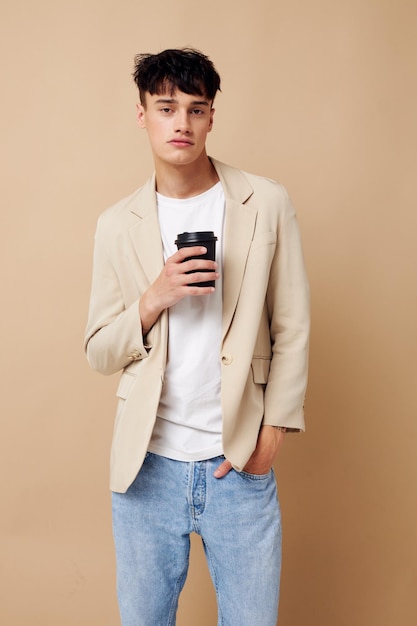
left=175, top=110, right=190, bottom=132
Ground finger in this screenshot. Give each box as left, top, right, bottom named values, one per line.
left=214, top=459, right=233, bottom=478
left=181, top=258, right=218, bottom=272
left=186, top=285, right=216, bottom=296
left=175, top=246, right=208, bottom=261
left=184, top=273, right=219, bottom=289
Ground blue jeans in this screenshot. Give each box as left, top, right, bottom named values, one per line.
left=112, top=453, right=282, bottom=626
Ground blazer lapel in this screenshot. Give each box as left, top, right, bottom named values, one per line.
left=211, top=159, right=257, bottom=341
left=129, top=174, right=165, bottom=286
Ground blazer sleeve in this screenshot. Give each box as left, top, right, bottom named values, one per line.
left=263, top=189, right=310, bottom=430
left=84, top=222, right=150, bottom=376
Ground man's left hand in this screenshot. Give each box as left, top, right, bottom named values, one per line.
left=213, top=425, right=285, bottom=478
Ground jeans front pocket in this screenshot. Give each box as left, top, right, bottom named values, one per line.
left=240, top=468, right=273, bottom=481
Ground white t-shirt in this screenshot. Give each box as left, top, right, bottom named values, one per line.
left=148, top=182, right=225, bottom=461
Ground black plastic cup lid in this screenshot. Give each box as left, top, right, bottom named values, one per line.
left=175, top=231, right=217, bottom=245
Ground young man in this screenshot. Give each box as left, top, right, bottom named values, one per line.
left=85, top=48, right=310, bottom=626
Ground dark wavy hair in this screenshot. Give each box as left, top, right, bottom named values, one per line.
left=132, top=48, right=221, bottom=107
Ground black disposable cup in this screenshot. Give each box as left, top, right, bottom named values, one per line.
left=175, top=231, right=218, bottom=287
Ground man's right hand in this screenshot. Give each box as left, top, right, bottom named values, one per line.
left=139, top=246, right=219, bottom=334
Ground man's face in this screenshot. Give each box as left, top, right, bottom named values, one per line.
left=136, top=90, right=215, bottom=168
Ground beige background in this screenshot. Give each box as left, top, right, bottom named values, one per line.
left=1, top=0, right=416, bottom=624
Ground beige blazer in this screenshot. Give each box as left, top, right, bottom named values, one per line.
left=85, top=159, right=310, bottom=493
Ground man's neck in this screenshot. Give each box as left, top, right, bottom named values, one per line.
left=154, top=155, right=219, bottom=199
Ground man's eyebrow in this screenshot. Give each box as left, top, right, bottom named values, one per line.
left=154, top=98, right=210, bottom=106
left=155, top=98, right=177, bottom=104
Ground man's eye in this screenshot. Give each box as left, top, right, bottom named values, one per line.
left=160, top=108, right=172, bottom=113
left=192, top=109, right=204, bottom=115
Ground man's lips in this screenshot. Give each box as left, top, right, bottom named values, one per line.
left=168, top=138, right=194, bottom=146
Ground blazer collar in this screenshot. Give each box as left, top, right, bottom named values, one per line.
left=211, top=159, right=257, bottom=340
left=129, top=172, right=164, bottom=285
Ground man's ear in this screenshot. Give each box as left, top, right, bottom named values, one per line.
left=208, top=107, right=215, bottom=132
left=136, top=103, right=146, bottom=128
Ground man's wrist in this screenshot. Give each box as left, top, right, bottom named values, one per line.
left=262, top=424, right=287, bottom=433
left=139, top=291, right=162, bottom=336
left=264, top=424, right=301, bottom=433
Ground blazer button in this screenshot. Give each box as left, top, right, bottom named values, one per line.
left=221, top=354, right=233, bottom=365
left=130, top=350, right=140, bottom=360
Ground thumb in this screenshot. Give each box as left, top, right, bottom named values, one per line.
left=214, top=459, right=233, bottom=479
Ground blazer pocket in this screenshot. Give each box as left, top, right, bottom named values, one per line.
left=251, top=357, right=271, bottom=384
left=250, top=231, right=277, bottom=251
left=116, top=371, right=136, bottom=400
left=112, top=371, right=136, bottom=443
